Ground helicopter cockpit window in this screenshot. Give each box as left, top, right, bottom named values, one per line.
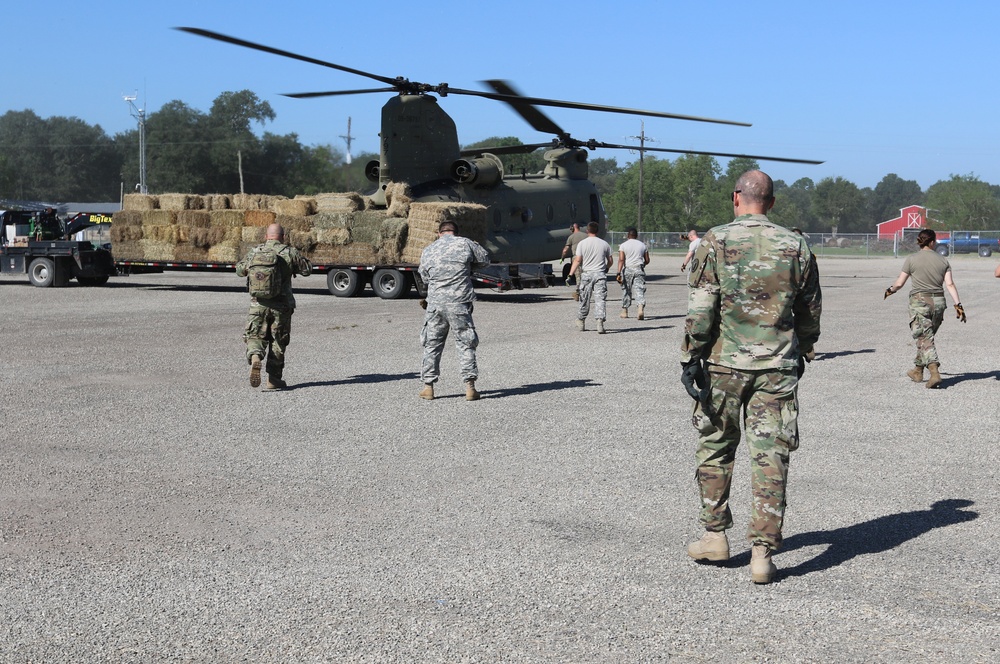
left=521, top=208, right=533, bottom=224
left=546, top=204, right=554, bottom=222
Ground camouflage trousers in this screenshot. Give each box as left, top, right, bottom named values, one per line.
left=421, top=302, right=479, bottom=384
left=691, top=364, right=800, bottom=550
left=620, top=266, right=646, bottom=309
left=244, top=302, right=293, bottom=379
left=909, top=292, right=945, bottom=367
left=578, top=270, right=608, bottom=321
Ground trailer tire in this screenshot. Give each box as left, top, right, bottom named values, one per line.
left=979, top=245, right=992, bottom=257
left=371, top=268, right=410, bottom=299
left=28, top=257, right=56, bottom=287
left=327, top=269, right=366, bottom=297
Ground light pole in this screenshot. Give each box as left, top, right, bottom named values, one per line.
left=626, top=121, right=656, bottom=235
left=124, top=94, right=147, bottom=194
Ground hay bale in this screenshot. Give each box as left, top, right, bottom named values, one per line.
left=308, top=243, right=380, bottom=265
left=139, top=239, right=176, bottom=261
left=272, top=198, right=315, bottom=216
left=206, top=194, right=231, bottom=211
left=287, top=230, right=318, bottom=253
left=110, top=224, right=143, bottom=243
left=231, top=193, right=262, bottom=210
left=142, top=210, right=177, bottom=226
left=315, top=227, right=350, bottom=245
left=379, top=218, right=409, bottom=263
left=112, top=210, right=143, bottom=227
left=158, top=193, right=204, bottom=211
left=384, top=182, right=412, bottom=218
left=177, top=210, right=211, bottom=228
left=311, top=211, right=353, bottom=230
left=188, top=227, right=233, bottom=249
left=123, top=194, right=158, bottom=211
left=207, top=243, right=240, bottom=263
left=408, top=202, right=488, bottom=245
left=244, top=209, right=277, bottom=228
left=173, top=245, right=210, bottom=262
left=112, top=240, right=143, bottom=260
left=241, top=226, right=266, bottom=245
left=315, top=192, right=365, bottom=213
left=143, top=224, right=180, bottom=243
left=275, top=215, right=313, bottom=232
left=209, top=210, right=246, bottom=228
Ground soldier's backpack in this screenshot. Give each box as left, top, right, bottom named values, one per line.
left=247, top=244, right=284, bottom=299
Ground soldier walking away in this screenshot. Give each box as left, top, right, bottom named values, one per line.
left=418, top=220, right=490, bottom=401
left=570, top=221, right=614, bottom=334
left=616, top=227, right=650, bottom=320
left=884, top=228, right=965, bottom=388
left=681, top=170, right=822, bottom=584
left=235, top=223, right=312, bottom=390
left=561, top=222, right=589, bottom=301
left=680, top=228, right=701, bottom=272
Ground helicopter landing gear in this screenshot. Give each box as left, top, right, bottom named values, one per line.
left=371, top=268, right=410, bottom=299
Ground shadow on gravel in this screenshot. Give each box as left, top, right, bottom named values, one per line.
left=814, top=348, right=875, bottom=360
left=937, top=370, right=1000, bottom=388
left=777, top=498, right=979, bottom=579
left=284, top=371, right=419, bottom=390
left=605, top=324, right=675, bottom=335
left=481, top=378, right=600, bottom=398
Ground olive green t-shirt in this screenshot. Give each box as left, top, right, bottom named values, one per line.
left=902, top=249, right=950, bottom=295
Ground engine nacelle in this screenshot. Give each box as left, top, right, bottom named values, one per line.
left=365, top=160, right=381, bottom=183
left=450, top=153, right=503, bottom=187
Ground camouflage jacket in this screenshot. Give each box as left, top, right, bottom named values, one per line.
left=418, top=234, right=490, bottom=306
left=681, top=214, right=821, bottom=370
left=235, top=239, right=313, bottom=309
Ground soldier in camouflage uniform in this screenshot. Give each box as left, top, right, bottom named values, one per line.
left=681, top=170, right=822, bottom=584
left=235, top=223, right=312, bottom=390
left=616, top=227, right=650, bottom=320
left=884, top=228, right=965, bottom=389
left=570, top=221, right=614, bottom=334
left=418, top=220, right=490, bottom=401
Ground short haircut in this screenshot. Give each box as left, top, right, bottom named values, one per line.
left=734, top=170, right=775, bottom=204
left=626, top=228, right=638, bottom=238
left=438, top=221, right=458, bottom=234
left=587, top=221, right=600, bottom=234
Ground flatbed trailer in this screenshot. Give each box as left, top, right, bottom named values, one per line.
left=117, top=259, right=555, bottom=298
left=1, top=239, right=116, bottom=287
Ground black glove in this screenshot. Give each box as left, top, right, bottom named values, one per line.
left=955, top=303, right=966, bottom=323
left=681, top=358, right=711, bottom=402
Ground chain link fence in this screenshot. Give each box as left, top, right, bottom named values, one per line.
left=608, top=230, right=1000, bottom=258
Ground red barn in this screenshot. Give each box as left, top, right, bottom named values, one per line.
left=877, top=205, right=929, bottom=239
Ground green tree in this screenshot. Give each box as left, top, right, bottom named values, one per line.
left=925, top=174, right=1000, bottom=230
left=588, top=156, right=621, bottom=198
left=206, top=91, right=275, bottom=193
left=813, top=176, right=866, bottom=232
left=869, top=174, right=924, bottom=226
left=129, top=100, right=211, bottom=193
left=671, top=154, right=722, bottom=230
left=606, top=156, right=676, bottom=232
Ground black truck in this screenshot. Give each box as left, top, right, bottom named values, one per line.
left=0, top=210, right=116, bottom=287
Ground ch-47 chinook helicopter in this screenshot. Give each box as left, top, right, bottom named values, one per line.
left=177, top=28, right=821, bottom=270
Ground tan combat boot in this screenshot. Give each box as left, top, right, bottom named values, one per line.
left=572, top=290, right=580, bottom=301
left=687, top=531, right=730, bottom=561
left=418, top=384, right=434, bottom=400
left=620, top=308, right=629, bottom=319
left=907, top=365, right=924, bottom=382
left=926, top=363, right=942, bottom=389
left=249, top=355, right=262, bottom=388
left=637, top=304, right=645, bottom=320
left=750, top=544, right=777, bottom=584
left=597, top=319, right=606, bottom=334
left=576, top=319, right=585, bottom=332
left=266, top=377, right=287, bottom=390
left=465, top=380, right=481, bottom=401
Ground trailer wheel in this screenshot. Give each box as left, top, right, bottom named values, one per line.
left=979, top=245, right=993, bottom=257
left=371, top=268, right=410, bottom=299
left=327, top=269, right=365, bottom=297
left=28, top=257, right=56, bottom=287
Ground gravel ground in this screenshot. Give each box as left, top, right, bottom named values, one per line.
left=1, top=256, right=998, bottom=663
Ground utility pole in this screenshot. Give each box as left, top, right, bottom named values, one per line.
left=123, top=94, right=147, bottom=194
left=340, top=117, right=354, bottom=165
left=626, top=121, right=656, bottom=234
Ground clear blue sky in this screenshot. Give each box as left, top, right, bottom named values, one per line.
left=5, top=1, right=998, bottom=191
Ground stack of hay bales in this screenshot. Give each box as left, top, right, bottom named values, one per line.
left=111, top=191, right=417, bottom=266
left=401, top=202, right=488, bottom=264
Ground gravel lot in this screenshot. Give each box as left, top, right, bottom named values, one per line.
left=1, top=255, right=998, bottom=662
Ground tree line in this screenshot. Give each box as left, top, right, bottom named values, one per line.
left=3, top=90, right=999, bottom=233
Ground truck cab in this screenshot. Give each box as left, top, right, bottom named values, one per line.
left=1, top=209, right=116, bottom=287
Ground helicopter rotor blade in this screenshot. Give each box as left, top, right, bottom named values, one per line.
left=481, top=79, right=752, bottom=128
left=586, top=140, right=824, bottom=165
left=477, top=81, right=569, bottom=140
left=175, top=27, right=406, bottom=88
left=282, top=88, right=399, bottom=99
